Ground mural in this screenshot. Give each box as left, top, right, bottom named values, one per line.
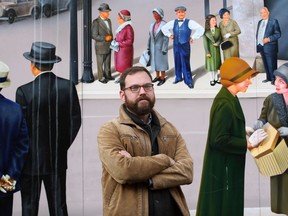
left=1, top=1, right=288, bottom=215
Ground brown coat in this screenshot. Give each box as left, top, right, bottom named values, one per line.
left=97, top=105, right=193, bottom=216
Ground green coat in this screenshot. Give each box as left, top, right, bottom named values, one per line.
left=258, top=93, right=288, bottom=214
left=196, top=87, right=247, bottom=216
left=203, top=27, right=222, bottom=71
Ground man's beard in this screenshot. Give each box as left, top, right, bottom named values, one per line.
left=125, top=95, right=155, bottom=116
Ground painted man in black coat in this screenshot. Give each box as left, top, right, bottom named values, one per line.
left=16, top=42, right=81, bottom=216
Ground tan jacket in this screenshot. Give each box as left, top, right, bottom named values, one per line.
left=98, top=105, right=193, bottom=216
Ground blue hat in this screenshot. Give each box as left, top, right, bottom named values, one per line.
left=219, top=8, right=230, bottom=19
left=175, top=6, right=186, bottom=12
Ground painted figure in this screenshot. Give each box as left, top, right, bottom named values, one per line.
left=16, top=42, right=82, bottom=216
left=161, top=6, right=204, bottom=89
left=112, top=9, right=134, bottom=83
left=91, top=3, right=114, bottom=84
left=203, top=14, right=222, bottom=86
left=219, top=8, right=241, bottom=60
left=196, top=58, right=266, bottom=216
left=148, top=8, right=169, bottom=86
left=0, top=61, right=29, bottom=216
left=98, top=66, right=193, bottom=216
left=256, top=7, right=281, bottom=84
left=253, top=63, right=288, bottom=215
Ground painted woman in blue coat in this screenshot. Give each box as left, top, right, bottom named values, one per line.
left=148, top=8, right=169, bottom=86
left=0, top=61, right=29, bottom=216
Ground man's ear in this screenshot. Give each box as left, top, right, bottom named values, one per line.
left=119, top=90, right=126, bottom=102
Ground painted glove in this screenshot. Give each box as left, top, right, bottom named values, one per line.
left=278, top=127, right=288, bottom=136
left=253, top=120, right=264, bottom=130
left=249, top=129, right=268, bottom=147
left=0, top=175, right=7, bottom=193
left=224, top=33, right=231, bottom=39
left=246, top=126, right=254, bottom=136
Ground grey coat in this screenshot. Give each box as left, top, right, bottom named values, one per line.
left=148, top=20, right=169, bottom=72
left=91, top=17, right=113, bottom=55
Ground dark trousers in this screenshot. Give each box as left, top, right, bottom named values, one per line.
left=0, top=194, right=13, bottom=216
left=258, top=45, right=278, bottom=81
left=96, top=53, right=112, bottom=80
left=173, top=42, right=193, bottom=85
left=20, top=172, right=67, bottom=216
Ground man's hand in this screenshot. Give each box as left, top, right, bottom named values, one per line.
left=0, top=175, right=16, bottom=192
left=168, top=157, right=175, bottom=166
left=0, top=175, right=7, bottom=193
left=263, top=37, right=270, bottom=44
left=190, top=37, right=193, bottom=44
left=105, top=35, right=113, bottom=42
left=119, top=150, right=132, bottom=158
left=170, top=35, right=174, bottom=40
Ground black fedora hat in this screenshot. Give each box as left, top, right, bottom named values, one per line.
left=23, top=42, right=61, bottom=64
left=98, top=3, right=111, bottom=12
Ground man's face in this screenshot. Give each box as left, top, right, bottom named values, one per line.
left=100, top=11, right=110, bottom=19
left=120, top=72, right=155, bottom=116
left=176, top=10, right=186, bottom=20
left=260, top=8, right=269, bottom=20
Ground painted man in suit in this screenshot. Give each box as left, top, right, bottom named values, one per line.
left=161, top=6, right=204, bottom=89
left=91, top=3, right=114, bottom=83
left=0, top=61, right=29, bottom=216
left=16, top=42, right=82, bottom=216
left=256, top=7, right=281, bottom=84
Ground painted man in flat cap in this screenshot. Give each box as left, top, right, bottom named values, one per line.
left=92, top=3, right=114, bottom=83
left=162, top=6, right=204, bottom=89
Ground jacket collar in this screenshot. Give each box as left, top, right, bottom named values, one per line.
left=119, top=104, right=166, bottom=127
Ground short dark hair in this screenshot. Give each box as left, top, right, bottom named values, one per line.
left=34, top=62, right=54, bottom=71
left=120, top=66, right=152, bottom=90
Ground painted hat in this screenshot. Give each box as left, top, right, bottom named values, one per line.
left=118, top=10, right=131, bottom=21
left=220, top=57, right=259, bottom=87
left=219, top=8, right=230, bottom=19
left=0, top=61, right=11, bottom=88
left=23, top=41, right=62, bottom=64
left=274, top=63, right=288, bottom=85
left=152, top=8, right=164, bottom=18
left=98, top=3, right=111, bottom=12
left=175, top=6, right=186, bottom=12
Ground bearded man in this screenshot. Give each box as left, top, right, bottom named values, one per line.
left=97, top=66, right=193, bottom=216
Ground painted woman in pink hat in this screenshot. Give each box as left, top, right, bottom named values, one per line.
left=112, top=9, right=134, bottom=83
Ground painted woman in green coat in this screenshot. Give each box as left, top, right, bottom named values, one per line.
left=196, top=57, right=265, bottom=216
left=254, top=63, right=288, bottom=215
left=203, top=14, right=222, bottom=86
